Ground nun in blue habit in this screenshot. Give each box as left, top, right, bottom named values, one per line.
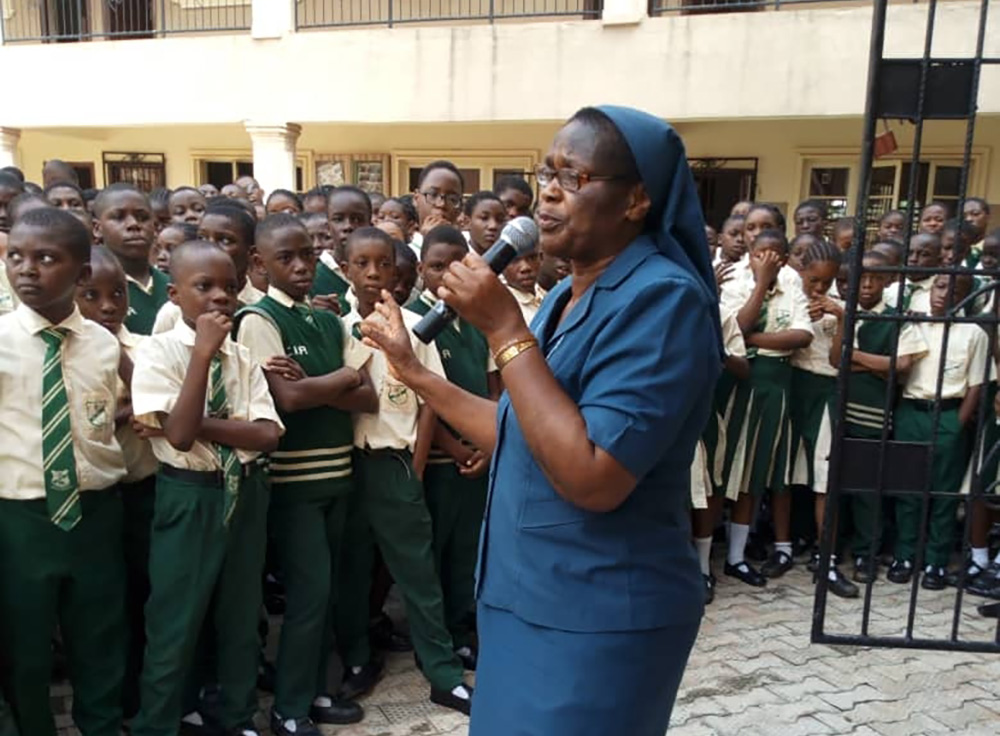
left=359, top=105, right=723, bottom=735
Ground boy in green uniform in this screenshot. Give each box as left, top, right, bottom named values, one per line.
left=886, top=233, right=941, bottom=314
left=310, top=186, right=372, bottom=315
left=831, top=250, right=927, bottom=583
left=74, top=246, right=160, bottom=718
left=407, top=225, right=496, bottom=665
left=0, top=209, right=128, bottom=736
left=130, top=240, right=283, bottom=736
left=892, top=274, right=987, bottom=589
left=235, top=214, right=376, bottom=736
left=94, top=184, right=169, bottom=335
left=337, top=227, right=473, bottom=715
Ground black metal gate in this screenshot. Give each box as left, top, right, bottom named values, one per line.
left=812, top=0, right=1000, bottom=652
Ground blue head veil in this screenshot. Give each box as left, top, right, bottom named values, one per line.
left=596, top=105, right=723, bottom=355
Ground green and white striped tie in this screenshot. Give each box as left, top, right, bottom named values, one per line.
left=41, top=328, right=81, bottom=531
left=208, top=355, right=241, bottom=526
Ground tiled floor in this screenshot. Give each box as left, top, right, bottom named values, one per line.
left=52, top=561, right=1000, bottom=735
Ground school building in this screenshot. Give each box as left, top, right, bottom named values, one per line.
left=1, top=0, right=998, bottom=227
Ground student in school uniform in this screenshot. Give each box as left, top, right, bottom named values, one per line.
left=503, top=249, right=545, bottom=326
left=891, top=274, right=988, bottom=590
left=721, top=228, right=814, bottom=580
left=130, top=240, right=283, bottom=736
left=407, top=225, right=498, bottom=658
left=0, top=208, right=128, bottom=736
left=335, top=227, right=474, bottom=715
left=152, top=203, right=264, bottom=334
left=235, top=214, right=376, bottom=736
left=310, top=186, right=373, bottom=316
left=964, top=198, right=991, bottom=265
left=885, top=232, right=942, bottom=314
left=829, top=249, right=928, bottom=583
left=787, top=241, right=858, bottom=597
left=0, top=261, right=18, bottom=315
left=73, top=245, right=160, bottom=719
left=93, top=184, right=168, bottom=335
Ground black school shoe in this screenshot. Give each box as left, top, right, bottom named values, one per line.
left=704, top=573, right=716, bottom=605
left=430, top=684, right=473, bottom=716
left=225, top=725, right=259, bottom=736
left=887, top=559, right=913, bottom=584
left=762, top=550, right=794, bottom=579
left=310, top=695, right=364, bottom=725
left=806, top=551, right=820, bottom=574
left=455, top=645, right=478, bottom=671
left=371, top=612, right=413, bottom=653
left=816, top=568, right=859, bottom=599
left=723, top=561, right=767, bottom=587
left=336, top=658, right=385, bottom=701
left=921, top=565, right=947, bottom=591
left=853, top=556, right=878, bottom=584
left=270, top=712, right=321, bottom=736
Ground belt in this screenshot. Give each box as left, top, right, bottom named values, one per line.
left=160, top=462, right=257, bottom=486
left=360, top=446, right=411, bottom=457
left=906, top=398, right=962, bottom=412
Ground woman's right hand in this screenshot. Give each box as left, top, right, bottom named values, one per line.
left=360, top=292, right=422, bottom=382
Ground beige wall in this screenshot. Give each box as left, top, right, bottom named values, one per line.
left=3, top=2, right=999, bottom=128
left=15, top=117, right=1000, bottom=213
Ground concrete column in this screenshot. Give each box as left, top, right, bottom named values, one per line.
left=244, top=122, right=301, bottom=197
left=602, top=0, right=647, bottom=26
left=251, top=0, right=295, bottom=39
left=0, top=128, right=21, bottom=170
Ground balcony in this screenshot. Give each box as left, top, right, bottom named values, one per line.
left=295, top=0, right=602, bottom=30
left=0, top=0, right=250, bottom=43
left=648, top=0, right=915, bottom=15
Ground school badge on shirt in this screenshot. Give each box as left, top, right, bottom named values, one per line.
left=386, top=382, right=410, bottom=407
left=50, top=469, right=72, bottom=491
left=86, top=398, right=109, bottom=429
left=774, top=311, right=792, bottom=330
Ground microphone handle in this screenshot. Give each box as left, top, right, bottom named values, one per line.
left=412, top=240, right=522, bottom=344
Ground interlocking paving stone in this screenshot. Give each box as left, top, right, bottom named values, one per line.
left=50, top=564, right=1000, bottom=735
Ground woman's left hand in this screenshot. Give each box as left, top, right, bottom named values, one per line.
left=360, top=293, right=421, bottom=382
left=439, top=254, right=528, bottom=343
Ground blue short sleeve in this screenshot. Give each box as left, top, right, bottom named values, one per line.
left=580, top=278, right=719, bottom=480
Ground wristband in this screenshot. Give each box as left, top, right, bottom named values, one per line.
left=494, top=337, right=539, bottom=372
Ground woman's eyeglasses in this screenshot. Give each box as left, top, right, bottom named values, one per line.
left=534, top=164, right=625, bottom=193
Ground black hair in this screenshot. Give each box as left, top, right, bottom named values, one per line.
left=911, top=231, right=943, bottom=253
left=394, top=240, right=417, bottom=267
left=942, top=217, right=978, bottom=240
left=16, top=207, right=92, bottom=262
left=149, top=187, right=172, bottom=208
left=964, top=197, right=990, bottom=214
left=256, top=212, right=308, bottom=243
left=794, top=199, right=828, bottom=219
left=23, top=182, right=43, bottom=196
left=169, top=186, right=204, bottom=202
left=204, top=202, right=256, bottom=247
left=417, top=160, right=465, bottom=191
left=160, top=221, right=199, bottom=242
left=93, top=183, right=149, bottom=217
left=746, top=203, right=786, bottom=232
left=9, top=192, right=52, bottom=222
left=463, top=190, right=503, bottom=217
left=330, top=185, right=373, bottom=221
left=89, top=244, right=125, bottom=273
left=752, top=228, right=788, bottom=254
left=863, top=249, right=890, bottom=266
left=266, top=189, right=303, bottom=210
left=0, top=172, right=25, bottom=192
left=921, top=201, right=951, bottom=217
left=0, top=166, right=24, bottom=182
left=83, top=188, right=99, bottom=203
left=44, top=181, right=85, bottom=200
left=880, top=209, right=905, bottom=224
left=381, top=196, right=418, bottom=224
left=298, top=211, right=328, bottom=226
left=43, top=160, right=79, bottom=185
left=345, top=226, right=394, bottom=256
left=567, top=107, right=641, bottom=184
left=223, top=196, right=258, bottom=222
left=800, top=238, right=842, bottom=269
left=721, top=214, right=745, bottom=232
left=303, top=187, right=329, bottom=203
left=494, top=175, right=533, bottom=202
left=421, top=224, right=469, bottom=261
left=169, top=239, right=228, bottom=280
left=369, top=191, right=387, bottom=205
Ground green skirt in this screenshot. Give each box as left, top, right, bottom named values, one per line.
left=743, top=356, right=793, bottom=496
left=713, top=372, right=753, bottom=500
left=789, top=369, right=837, bottom=490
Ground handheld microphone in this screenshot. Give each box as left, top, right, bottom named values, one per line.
left=413, top=216, right=540, bottom=344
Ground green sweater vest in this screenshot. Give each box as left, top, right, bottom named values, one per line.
left=237, top=295, right=355, bottom=502
left=310, top=261, right=352, bottom=317
left=845, top=308, right=903, bottom=439
left=125, top=268, right=171, bottom=335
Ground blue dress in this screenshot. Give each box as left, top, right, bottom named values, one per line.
left=470, top=237, right=721, bottom=736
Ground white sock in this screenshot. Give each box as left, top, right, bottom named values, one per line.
left=775, top=542, right=793, bottom=557
left=313, top=695, right=332, bottom=708
left=451, top=684, right=470, bottom=700
left=351, top=665, right=362, bottom=676
left=827, top=568, right=839, bottom=582
left=695, top=536, right=713, bottom=575
left=994, top=549, right=1000, bottom=566
left=181, top=712, right=204, bottom=726
left=456, top=646, right=472, bottom=657
left=972, top=547, right=990, bottom=569
left=728, top=524, right=750, bottom=566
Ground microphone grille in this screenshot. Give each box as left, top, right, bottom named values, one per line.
left=503, top=216, right=540, bottom=256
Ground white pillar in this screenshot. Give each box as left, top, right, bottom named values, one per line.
left=251, top=0, right=294, bottom=39
left=602, top=0, right=646, bottom=26
left=0, top=128, right=20, bottom=171
left=244, top=123, right=301, bottom=197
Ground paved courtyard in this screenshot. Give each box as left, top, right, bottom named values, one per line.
left=52, top=562, right=1000, bottom=735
